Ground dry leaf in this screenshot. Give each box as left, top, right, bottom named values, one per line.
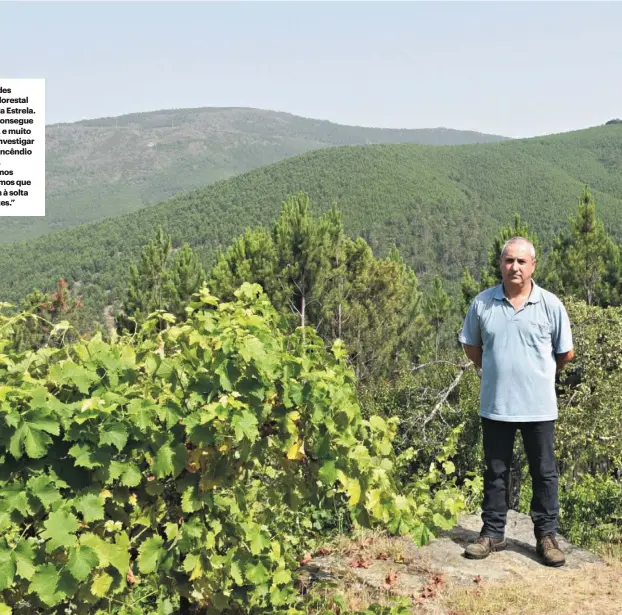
left=383, top=570, right=398, bottom=589
left=420, top=585, right=436, bottom=599
left=349, top=557, right=372, bottom=569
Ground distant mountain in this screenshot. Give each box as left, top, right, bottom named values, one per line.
left=1, top=107, right=507, bottom=243
left=1, top=123, right=620, bottom=328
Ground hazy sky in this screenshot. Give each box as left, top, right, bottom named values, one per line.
left=2, top=1, right=621, bottom=138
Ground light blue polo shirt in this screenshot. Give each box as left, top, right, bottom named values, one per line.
left=459, top=281, right=573, bottom=422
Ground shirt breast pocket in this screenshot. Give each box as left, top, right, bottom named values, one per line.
left=518, top=320, right=552, bottom=350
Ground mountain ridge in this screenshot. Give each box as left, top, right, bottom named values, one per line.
left=1, top=106, right=508, bottom=244
left=47, top=105, right=510, bottom=138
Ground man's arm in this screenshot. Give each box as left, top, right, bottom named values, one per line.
left=556, top=348, right=574, bottom=372
left=458, top=299, right=482, bottom=370
left=552, top=301, right=574, bottom=372
left=463, top=344, right=482, bottom=369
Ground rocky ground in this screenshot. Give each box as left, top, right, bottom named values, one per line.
left=300, top=510, right=621, bottom=614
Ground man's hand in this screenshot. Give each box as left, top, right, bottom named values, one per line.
left=463, top=344, right=482, bottom=369
left=556, top=348, right=575, bottom=372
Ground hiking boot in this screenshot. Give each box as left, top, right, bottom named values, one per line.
left=536, top=535, right=566, bottom=567
left=464, top=535, right=508, bottom=560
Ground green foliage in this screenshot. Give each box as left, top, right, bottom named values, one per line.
left=208, top=227, right=280, bottom=312
left=543, top=186, right=621, bottom=306
left=0, top=283, right=468, bottom=615
left=359, top=357, right=484, bottom=491
left=459, top=268, right=480, bottom=315
left=8, top=279, right=85, bottom=352
left=118, top=227, right=205, bottom=332
left=123, top=226, right=172, bottom=322
left=558, top=474, right=622, bottom=548
left=271, top=192, right=335, bottom=331
left=166, top=243, right=208, bottom=320
left=395, top=424, right=483, bottom=545
left=305, top=592, right=412, bottom=615
left=554, top=298, right=622, bottom=472
left=210, top=195, right=430, bottom=382
left=422, top=277, right=453, bottom=360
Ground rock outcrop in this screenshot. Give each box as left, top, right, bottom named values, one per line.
left=301, top=510, right=604, bottom=608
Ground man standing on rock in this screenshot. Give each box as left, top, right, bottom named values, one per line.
left=458, top=236, right=574, bottom=567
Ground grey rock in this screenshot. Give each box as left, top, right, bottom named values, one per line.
left=302, top=510, right=603, bottom=598
left=419, top=509, right=603, bottom=584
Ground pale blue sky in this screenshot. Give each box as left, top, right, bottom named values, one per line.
left=1, top=1, right=621, bottom=137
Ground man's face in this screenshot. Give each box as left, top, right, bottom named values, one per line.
left=500, top=242, right=536, bottom=288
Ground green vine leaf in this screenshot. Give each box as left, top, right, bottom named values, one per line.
left=13, top=539, right=36, bottom=581
left=99, top=422, right=129, bottom=452
left=67, top=545, right=99, bottom=581
left=137, top=536, right=164, bottom=574
left=0, top=550, right=15, bottom=591
left=74, top=493, right=105, bottom=523
left=28, top=563, right=62, bottom=606
left=90, top=571, right=113, bottom=598
left=41, top=510, right=80, bottom=552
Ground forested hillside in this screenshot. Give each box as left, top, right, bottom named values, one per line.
left=1, top=123, right=620, bottom=327
left=0, top=107, right=507, bottom=243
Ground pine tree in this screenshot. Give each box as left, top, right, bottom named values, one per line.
left=568, top=187, right=607, bottom=305
left=125, top=226, right=172, bottom=319
left=316, top=203, right=348, bottom=340
left=165, top=243, right=206, bottom=320
left=210, top=194, right=337, bottom=336
left=206, top=193, right=429, bottom=382
left=599, top=238, right=622, bottom=306
left=209, top=226, right=279, bottom=304
left=460, top=267, right=480, bottom=313
left=327, top=241, right=428, bottom=382
left=542, top=187, right=620, bottom=306
left=118, top=227, right=205, bottom=331
left=273, top=192, right=333, bottom=336
left=384, top=244, right=428, bottom=367
left=423, top=276, right=453, bottom=360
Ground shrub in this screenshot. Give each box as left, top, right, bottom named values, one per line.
left=0, top=284, right=470, bottom=615
left=558, top=473, right=622, bottom=548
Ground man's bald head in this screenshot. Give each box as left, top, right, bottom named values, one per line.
left=499, top=236, right=537, bottom=291
left=500, top=237, right=536, bottom=262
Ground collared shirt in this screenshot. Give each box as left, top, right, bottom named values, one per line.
left=458, top=280, right=573, bottom=422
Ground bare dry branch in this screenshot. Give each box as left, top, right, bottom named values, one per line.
left=422, top=362, right=472, bottom=428
left=411, top=360, right=465, bottom=373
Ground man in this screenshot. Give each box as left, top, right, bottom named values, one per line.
left=458, top=236, right=574, bottom=567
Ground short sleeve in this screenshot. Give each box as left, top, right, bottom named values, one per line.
left=458, top=300, right=482, bottom=347
left=552, top=301, right=573, bottom=354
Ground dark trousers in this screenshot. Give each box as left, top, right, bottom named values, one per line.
left=480, top=417, right=559, bottom=540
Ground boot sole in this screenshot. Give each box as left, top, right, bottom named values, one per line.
left=541, top=558, right=565, bottom=567
left=536, top=547, right=566, bottom=567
